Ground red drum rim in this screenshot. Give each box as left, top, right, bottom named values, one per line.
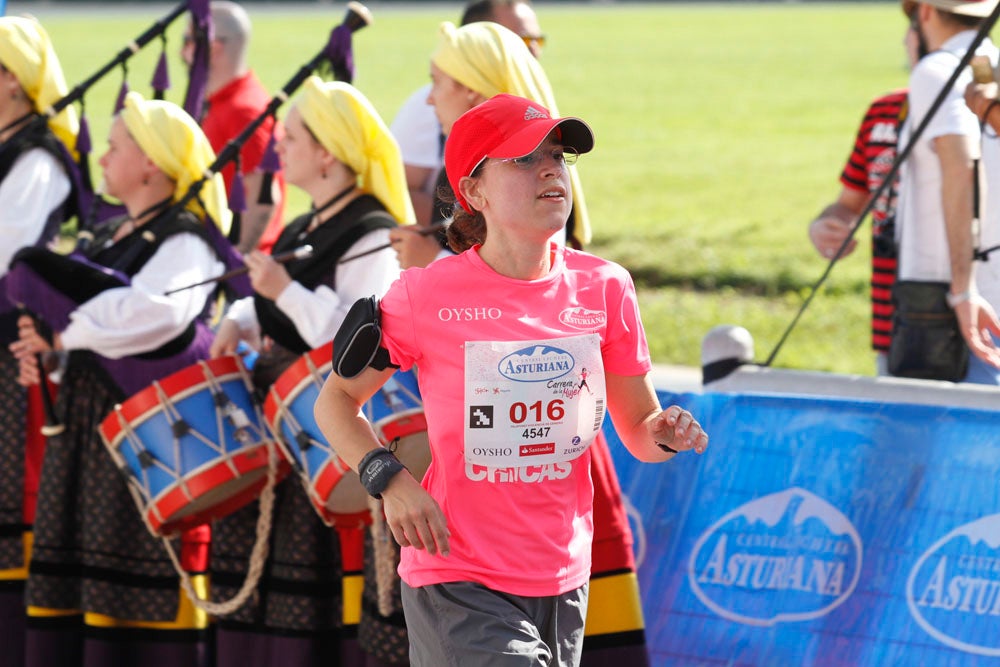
left=379, top=409, right=428, bottom=444
left=264, top=346, right=332, bottom=430
left=149, top=446, right=289, bottom=535
left=98, top=356, right=247, bottom=446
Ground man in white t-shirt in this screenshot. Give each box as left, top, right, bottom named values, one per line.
left=389, top=0, right=545, bottom=225
left=897, top=0, right=1000, bottom=382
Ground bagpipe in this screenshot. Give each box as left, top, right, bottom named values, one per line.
left=8, top=1, right=379, bottom=616
left=9, top=0, right=373, bottom=366
left=3, top=0, right=214, bottom=438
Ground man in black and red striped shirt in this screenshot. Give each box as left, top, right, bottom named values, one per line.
left=808, top=27, right=917, bottom=374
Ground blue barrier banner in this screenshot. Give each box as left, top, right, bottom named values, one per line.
left=604, top=391, right=1000, bottom=666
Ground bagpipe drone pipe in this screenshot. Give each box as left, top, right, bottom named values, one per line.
left=6, top=2, right=372, bottom=426
left=0, top=0, right=210, bottom=316
left=0, top=1, right=212, bottom=431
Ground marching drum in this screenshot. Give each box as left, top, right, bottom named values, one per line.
left=99, top=356, right=287, bottom=537
left=264, top=345, right=431, bottom=527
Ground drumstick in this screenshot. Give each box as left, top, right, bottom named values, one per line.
left=338, top=222, right=447, bottom=264
left=163, top=244, right=314, bottom=296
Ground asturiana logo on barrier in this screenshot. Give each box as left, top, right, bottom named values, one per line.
left=498, top=345, right=574, bottom=383
left=688, top=487, right=863, bottom=626
left=907, top=514, right=1000, bottom=656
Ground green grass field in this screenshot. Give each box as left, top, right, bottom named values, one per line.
left=22, top=1, right=925, bottom=375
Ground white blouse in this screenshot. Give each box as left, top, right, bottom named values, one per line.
left=0, top=148, right=72, bottom=277
left=226, top=227, right=400, bottom=351
left=60, top=232, right=224, bottom=358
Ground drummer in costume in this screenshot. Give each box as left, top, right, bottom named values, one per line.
left=0, top=15, right=78, bottom=664
left=8, top=92, right=232, bottom=667
left=388, top=20, right=590, bottom=269
left=208, top=76, right=411, bottom=667
left=391, top=21, right=653, bottom=664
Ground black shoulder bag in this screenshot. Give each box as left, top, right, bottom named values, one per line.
left=886, top=158, right=973, bottom=382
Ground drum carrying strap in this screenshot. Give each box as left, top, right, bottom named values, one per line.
left=163, top=437, right=282, bottom=617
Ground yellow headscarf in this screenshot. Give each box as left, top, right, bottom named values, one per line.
left=0, top=16, right=79, bottom=157
left=295, top=76, right=414, bottom=224
left=431, top=21, right=590, bottom=246
left=121, top=92, right=231, bottom=236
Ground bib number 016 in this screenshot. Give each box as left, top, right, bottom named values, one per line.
left=509, top=399, right=565, bottom=424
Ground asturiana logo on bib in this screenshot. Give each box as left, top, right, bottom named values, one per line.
left=907, top=514, right=1000, bottom=656
left=688, top=487, right=862, bottom=626
left=498, top=345, right=574, bottom=383
left=558, top=308, right=607, bottom=330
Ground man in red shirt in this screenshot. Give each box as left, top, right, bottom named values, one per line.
left=182, top=1, right=286, bottom=253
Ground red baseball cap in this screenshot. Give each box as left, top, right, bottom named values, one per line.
left=444, top=93, right=594, bottom=213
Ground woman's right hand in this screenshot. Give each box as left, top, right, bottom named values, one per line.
left=10, top=315, right=50, bottom=386
left=389, top=226, right=444, bottom=270
left=210, top=319, right=244, bottom=359
left=381, top=471, right=451, bottom=557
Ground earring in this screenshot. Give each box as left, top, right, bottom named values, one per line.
left=321, top=169, right=327, bottom=180
left=142, top=176, right=149, bottom=186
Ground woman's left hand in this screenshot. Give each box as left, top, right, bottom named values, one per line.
left=245, top=251, right=292, bottom=300
left=648, top=405, right=708, bottom=455
left=9, top=315, right=58, bottom=386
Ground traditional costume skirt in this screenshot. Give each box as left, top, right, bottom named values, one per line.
left=25, top=347, right=213, bottom=667
left=582, top=431, right=650, bottom=667
left=0, top=348, right=30, bottom=667
left=212, top=346, right=374, bottom=667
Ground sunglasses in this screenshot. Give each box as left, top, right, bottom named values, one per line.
left=494, top=146, right=579, bottom=170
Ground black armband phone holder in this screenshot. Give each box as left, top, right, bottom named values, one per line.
left=333, top=295, right=398, bottom=378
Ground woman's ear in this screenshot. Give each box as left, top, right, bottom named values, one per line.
left=142, top=157, right=167, bottom=187
left=464, top=85, right=487, bottom=108
left=459, top=175, right=485, bottom=211
left=0, top=67, right=23, bottom=102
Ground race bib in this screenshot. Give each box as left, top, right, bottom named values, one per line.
left=464, top=334, right=605, bottom=467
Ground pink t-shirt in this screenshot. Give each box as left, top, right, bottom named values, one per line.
left=380, top=243, right=651, bottom=597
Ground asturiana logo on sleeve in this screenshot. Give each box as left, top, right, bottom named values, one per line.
left=907, top=514, right=1000, bottom=656
left=558, top=307, right=607, bottom=330
left=498, top=345, right=575, bottom=383
left=687, top=487, right=863, bottom=626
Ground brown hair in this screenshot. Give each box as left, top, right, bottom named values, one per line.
left=438, top=170, right=487, bottom=252
left=446, top=205, right=487, bottom=252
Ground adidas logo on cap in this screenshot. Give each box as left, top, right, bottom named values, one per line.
left=523, top=106, right=548, bottom=121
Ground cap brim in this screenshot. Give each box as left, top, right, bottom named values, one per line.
left=487, top=117, right=595, bottom=161
left=913, top=0, right=998, bottom=16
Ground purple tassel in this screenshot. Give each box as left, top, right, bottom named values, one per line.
left=202, top=218, right=252, bottom=298
left=260, top=131, right=281, bottom=173
left=257, top=131, right=280, bottom=205
left=151, top=50, right=170, bottom=100
left=114, top=79, right=129, bottom=115
left=184, top=0, right=212, bottom=121
left=76, top=113, right=91, bottom=157
left=324, top=24, right=355, bottom=83
left=230, top=170, right=247, bottom=214
left=227, top=157, right=246, bottom=244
